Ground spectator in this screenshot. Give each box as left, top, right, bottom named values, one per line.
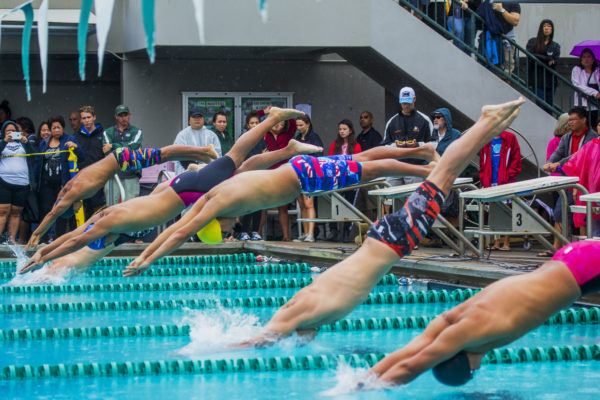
left=173, top=108, right=222, bottom=175
left=543, top=107, right=596, bottom=173
left=293, top=114, right=324, bottom=243
left=15, top=116, right=36, bottom=138
left=383, top=87, right=432, bottom=185
left=34, top=116, right=81, bottom=243
left=36, top=120, right=51, bottom=147
left=327, top=119, right=362, bottom=242
left=356, top=111, right=382, bottom=151
left=76, top=105, right=106, bottom=219
left=0, top=100, right=12, bottom=125
left=102, top=105, right=143, bottom=205
left=560, top=137, right=600, bottom=238
left=238, top=111, right=266, bottom=241
left=447, top=1, right=468, bottom=48
left=526, top=19, right=560, bottom=108
left=426, top=0, right=447, bottom=27
left=212, top=111, right=234, bottom=155
left=68, top=111, right=81, bottom=135
left=0, top=120, right=34, bottom=243
left=262, top=107, right=298, bottom=242
left=538, top=113, right=570, bottom=257
left=571, top=48, right=600, bottom=128
left=479, top=129, right=522, bottom=251
left=431, top=108, right=461, bottom=156
left=494, top=2, right=521, bottom=75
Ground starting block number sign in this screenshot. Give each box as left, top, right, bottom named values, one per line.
left=512, top=202, right=546, bottom=232
left=317, top=194, right=358, bottom=220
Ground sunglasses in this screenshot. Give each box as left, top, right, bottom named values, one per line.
left=433, top=115, right=444, bottom=120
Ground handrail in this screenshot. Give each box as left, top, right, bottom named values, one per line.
left=397, top=0, right=597, bottom=119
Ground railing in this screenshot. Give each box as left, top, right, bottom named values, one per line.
left=397, top=0, right=598, bottom=121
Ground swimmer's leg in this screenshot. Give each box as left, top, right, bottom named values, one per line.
left=359, top=159, right=433, bottom=182
left=159, top=144, right=219, bottom=163
left=353, top=143, right=439, bottom=163
left=235, top=139, right=323, bottom=174
left=226, top=107, right=305, bottom=167
left=427, top=98, right=524, bottom=194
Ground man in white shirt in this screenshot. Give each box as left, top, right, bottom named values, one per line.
left=173, top=108, right=222, bottom=174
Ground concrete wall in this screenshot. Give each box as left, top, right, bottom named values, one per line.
left=0, top=54, right=120, bottom=131
left=122, top=56, right=385, bottom=148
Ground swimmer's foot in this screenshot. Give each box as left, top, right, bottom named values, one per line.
left=267, top=107, right=305, bottom=122
left=414, top=142, right=439, bottom=162
left=480, top=97, right=525, bottom=140
left=286, top=139, right=323, bottom=155
left=204, top=144, right=219, bottom=160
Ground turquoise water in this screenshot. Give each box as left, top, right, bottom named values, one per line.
left=1, top=258, right=598, bottom=399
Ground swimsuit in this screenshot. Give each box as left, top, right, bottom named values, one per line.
left=289, top=155, right=362, bottom=193
left=552, top=241, right=600, bottom=295
left=367, top=180, right=445, bottom=257
left=169, top=155, right=237, bottom=207
left=85, top=223, right=154, bottom=250
left=112, top=147, right=162, bottom=173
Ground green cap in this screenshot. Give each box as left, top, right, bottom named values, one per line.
left=115, top=104, right=130, bottom=115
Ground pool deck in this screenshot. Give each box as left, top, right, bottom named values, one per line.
left=2, top=241, right=598, bottom=304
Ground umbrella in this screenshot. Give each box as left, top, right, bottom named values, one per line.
left=570, top=40, right=600, bottom=60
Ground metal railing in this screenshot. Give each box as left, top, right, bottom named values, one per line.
left=397, top=0, right=598, bottom=120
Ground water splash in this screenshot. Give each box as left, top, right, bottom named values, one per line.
left=3, top=244, right=71, bottom=286
left=175, top=307, right=263, bottom=356
left=320, top=362, right=391, bottom=397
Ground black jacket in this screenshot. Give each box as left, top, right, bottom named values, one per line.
left=356, top=127, right=383, bottom=151
left=294, top=129, right=324, bottom=156
left=75, top=123, right=105, bottom=169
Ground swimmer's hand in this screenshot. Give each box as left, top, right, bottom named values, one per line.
left=26, top=233, right=41, bottom=250
left=123, top=257, right=150, bottom=277
left=19, top=253, right=43, bottom=274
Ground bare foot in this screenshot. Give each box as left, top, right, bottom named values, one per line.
left=480, top=97, right=525, bottom=139
left=205, top=144, right=219, bottom=160
left=267, top=107, right=305, bottom=122
left=417, top=143, right=440, bottom=162
left=286, top=139, right=323, bottom=155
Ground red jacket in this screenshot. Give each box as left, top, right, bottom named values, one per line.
left=327, top=141, right=362, bottom=156
left=258, top=109, right=297, bottom=169
left=479, top=131, right=522, bottom=187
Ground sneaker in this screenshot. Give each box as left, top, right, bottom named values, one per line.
left=238, top=232, right=251, bottom=241
left=293, top=234, right=307, bottom=242
left=250, top=231, right=263, bottom=241
left=303, top=234, right=315, bottom=243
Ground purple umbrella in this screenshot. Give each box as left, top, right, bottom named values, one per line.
left=570, top=40, right=600, bottom=60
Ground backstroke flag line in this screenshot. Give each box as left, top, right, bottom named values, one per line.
left=37, top=0, right=49, bottom=93
left=142, top=0, right=156, bottom=63
left=94, top=0, right=115, bottom=76
left=21, top=3, right=34, bottom=101
left=77, top=0, right=93, bottom=80
left=191, top=0, right=206, bottom=45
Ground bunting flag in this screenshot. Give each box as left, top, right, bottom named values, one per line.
left=37, top=0, right=48, bottom=93
left=21, top=3, right=33, bottom=101
left=258, top=0, right=268, bottom=23
left=141, top=0, right=155, bottom=63
left=77, top=0, right=93, bottom=81
left=94, top=0, right=115, bottom=76
left=191, top=0, right=205, bottom=44
left=0, top=19, right=3, bottom=52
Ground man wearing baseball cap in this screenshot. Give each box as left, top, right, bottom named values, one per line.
left=173, top=107, right=222, bottom=175
left=382, top=87, right=433, bottom=186
left=102, top=104, right=143, bottom=205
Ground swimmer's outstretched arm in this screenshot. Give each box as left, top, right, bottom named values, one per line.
left=123, top=197, right=208, bottom=276
left=132, top=199, right=221, bottom=271
left=27, top=190, right=81, bottom=248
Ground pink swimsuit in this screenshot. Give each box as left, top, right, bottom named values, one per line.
left=552, top=241, right=600, bottom=295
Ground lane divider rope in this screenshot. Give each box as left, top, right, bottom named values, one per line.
left=2, top=344, right=598, bottom=380
left=0, top=289, right=480, bottom=314
left=1, top=307, right=597, bottom=341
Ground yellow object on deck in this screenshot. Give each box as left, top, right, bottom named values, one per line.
left=197, top=219, right=222, bottom=244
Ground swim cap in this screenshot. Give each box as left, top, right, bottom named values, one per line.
left=196, top=219, right=222, bottom=244
left=432, top=351, right=473, bottom=386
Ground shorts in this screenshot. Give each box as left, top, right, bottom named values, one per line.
left=170, top=155, right=237, bottom=207
left=367, top=180, right=445, bottom=257
left=552, top=241, right=600, bottom=296
left=0, top=177, right=29, bottom=207
left=112, top=147, right=162, bottom=173
left=289, top=155, right=362, bottom=193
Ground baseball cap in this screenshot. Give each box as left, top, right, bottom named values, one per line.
left=189, top=107, right=204, bottom=118
left=114, top=104, right=130, bottom=115
left=399, top=87, right=416, bottom=104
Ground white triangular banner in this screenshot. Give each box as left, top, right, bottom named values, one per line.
left=191, top=0, right=205, bottom=44
left=94, top=0, right=115, bottom=76
left=37, top=0, right=49, bottom=93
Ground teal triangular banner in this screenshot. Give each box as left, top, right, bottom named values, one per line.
left=20, top=3, right=33, bottom=101
left=142, top=0, right=155, bottom=63
left=77, top=0, right=93, bottom=81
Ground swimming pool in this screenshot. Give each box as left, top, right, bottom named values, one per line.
left=0, top=253, right=598, bottom=399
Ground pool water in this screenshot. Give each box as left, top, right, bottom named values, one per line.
left=0, top=254, right=598, bottom=399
